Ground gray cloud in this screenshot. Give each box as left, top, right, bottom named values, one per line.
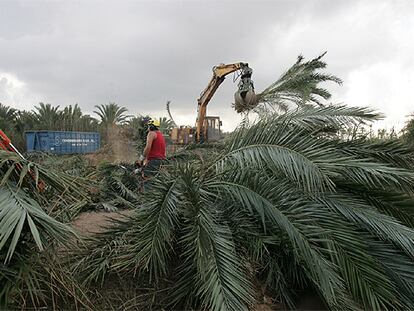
left=0, top=0, right=413, bottom=130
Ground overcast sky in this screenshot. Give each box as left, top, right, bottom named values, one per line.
left=1, top=0, right=413, bottom=131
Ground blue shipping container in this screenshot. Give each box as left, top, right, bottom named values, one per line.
left=26, top=131, right=100, bottom=154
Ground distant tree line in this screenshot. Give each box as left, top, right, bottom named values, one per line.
left=0, top=102, right=174, bottom=151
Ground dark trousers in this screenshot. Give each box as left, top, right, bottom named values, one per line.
left=143, top=159, right=164, bottom=178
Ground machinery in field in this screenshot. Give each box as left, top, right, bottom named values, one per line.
left=170, top=62, right=257, bottom=144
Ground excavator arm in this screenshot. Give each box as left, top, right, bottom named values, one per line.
left=196, top=62, right=253, bottom=142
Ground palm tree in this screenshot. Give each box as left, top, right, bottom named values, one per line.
left=0, top=103, right=17, bottom=126
left=94, top=103, right=130, bottom=144
left=12, top=110, right=37, bottom=150
left=33, top=103, right=61, bottom=130
left=0, top=104, right=18, bottom=143
left=93, top=102, right=129, bottom=126
left=78, top=114, right=99, bottom=132
left=74, top=105, right=414, bottom=311
left=60, top=104, right=83, bottom=131
left=159, top=116, right=175, bottom=134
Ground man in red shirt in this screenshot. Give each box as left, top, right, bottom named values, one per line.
left=141, top=118, right=166, bottom=178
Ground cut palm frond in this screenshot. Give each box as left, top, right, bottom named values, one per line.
left=73, top=105, right=414, bottom=310
left=256, top=53, right=342, bottom=112
left=0, top=186, right=77, bottom=263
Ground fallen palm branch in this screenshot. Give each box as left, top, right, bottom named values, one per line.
left=235, top=53, right=343, bottom=114
left=0, top=150, right=92, bottom=309
left=73, top=105, right=414, bottom=310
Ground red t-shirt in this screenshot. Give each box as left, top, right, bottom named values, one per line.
left=148, top=131, right=166, bottom=160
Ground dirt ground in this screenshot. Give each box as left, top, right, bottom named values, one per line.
left=71, top=210, right=134, bottom=235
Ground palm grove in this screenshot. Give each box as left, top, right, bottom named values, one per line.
left=1, top=54, right=414, bottom=310
left=0, top=102, right=175, bottom=152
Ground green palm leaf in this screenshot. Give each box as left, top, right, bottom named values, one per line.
left=171, top=171, right=255, bottom=311
left=131, top=175, right=181, bottom=280
left=217, top=144, right=335, bottom=193
left=211, top=181, right=354, bottom=309
left=0, top=187, right=77, bottom=263
left=257, top=53, right=342, bottom=109
left=320, top=195, right=414, bottom=259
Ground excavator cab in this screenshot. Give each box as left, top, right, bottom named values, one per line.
left=204, top=116, right=222, bottom=142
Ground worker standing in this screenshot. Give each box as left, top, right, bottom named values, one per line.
left=140, top=118, right=166, bottom=179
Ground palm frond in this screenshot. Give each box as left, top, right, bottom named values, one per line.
left=358, top=190, right=414, bottom=227
left=337, top=139, right=414, bottom=169
left=0, top=150, right=88, bottom=200
left=130, top=174, right=181, bottom=281
left=68, top=104, right=414, bottom=310
left=320, top=195, right=414, bottom=259
left=327, top=227, right=400, bottom=310
left=210, top=181, right=353, bottom=309
left=217, top=144, right=335, bottom=193
left=0, top=186, right=77, bottom=263
left=368, top=241, right=414, bottom=309
left=171, top=171, right=255, bottom=311
left=256, top=53, right=342, bottom=110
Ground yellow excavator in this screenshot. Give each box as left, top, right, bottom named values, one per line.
left=170, top=62, right=257, bottom=144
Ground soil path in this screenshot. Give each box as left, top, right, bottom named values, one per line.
left=71, top=210, right=134, bottom=235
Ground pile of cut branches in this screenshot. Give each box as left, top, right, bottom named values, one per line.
left=73, top=105, right=414, bottom=311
